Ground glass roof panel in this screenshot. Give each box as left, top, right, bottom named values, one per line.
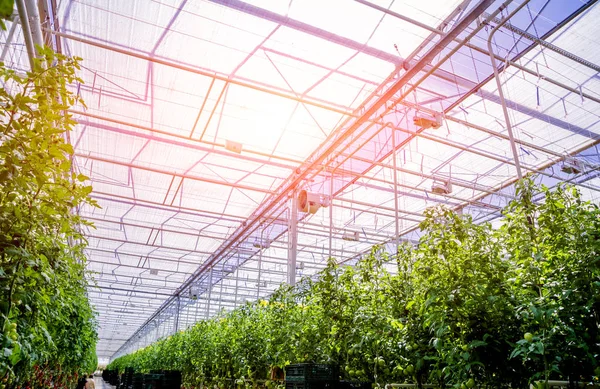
left=33, top=0, right=600, bottom=361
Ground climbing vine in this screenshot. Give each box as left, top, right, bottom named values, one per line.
left=0, top=48, right=98, bottom=388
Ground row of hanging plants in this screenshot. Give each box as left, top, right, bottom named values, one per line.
left=108, top=179, right=600, bottom=389
left=0, top=49, right=98, bottom=388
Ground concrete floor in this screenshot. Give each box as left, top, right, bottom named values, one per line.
left=95, top=377, right=115, bottom=388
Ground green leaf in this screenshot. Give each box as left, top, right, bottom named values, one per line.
left=9, top=342, right=21, bottom=365
left=0, top=0, right=13, bottom=20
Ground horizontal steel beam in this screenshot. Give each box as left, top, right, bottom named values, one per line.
left=77, top=153, right=276, bottom=194
left=207, top=0, right=403, bottom=65
left=47, top=29, right=355, bottom=117
left=73, top=111, right=301, bottom=168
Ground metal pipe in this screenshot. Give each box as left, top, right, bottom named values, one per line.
left=110, top=2, right=503, bottom=357
left=397, top=100, right=567, bottom=160
left=492, top=62, right=600, bottom=106
left=82, top=124, right=500, bottom=214
left=357, top=0, right=600, bottom=107
left=45, top=29, right=354, bottom=118
left=205, top=267, right=213, bottom=319
left=90, top=192, right=247, bottom=223
left=75, top=152, right=276, bottom=194
left=87, top=258, right=192, bottom=276
left=344, top=136, right=600, bottom=265
left=85, top=234, right=213, bottom=255
left=382, top=119, right=600, bottom=192
left=234, top=254, right=239, bottom=309
left=75, top=109, right=518, bottom=203
left=487, top=1, right=531, bottom=180
left=89, top=234, right=356, bottom=275
left=87, top=247, right=329, bottom=275
left=294, top=2, right=512, bottom=236
left=24, top=0, right=43, bottom=50
left=0, top=16, right=19, bottom=62
left=72, top=110, right=302, bottom=168
left=403, top=0, right=471, bottom=64
left=217, top=263, right=225, bottom=312
left=386, top=0, right=512, bottom=113
left=485, top=11, right=600, bottom=74
left=256, top=226, right=264, bottom=298
left=287, top=191, right=298, bottom=286
left=14, top=0, right=35, bottom=70
left=208, top=0, right=402, bottom=66
left=85, top=210, right=396, bottom=250
left=329, top=171, right=334, bottom=259
left=335, top=197, right=423, bottom=220
left=390, top=124, right=400, bottom=246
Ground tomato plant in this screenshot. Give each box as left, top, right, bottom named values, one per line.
left=108, top=180, right=600, bottom=389
left=0, top=48, right=97, bottom=388
left=505, top=180, right=600, bottom=387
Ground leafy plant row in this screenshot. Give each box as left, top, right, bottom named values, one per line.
left=0, top=49, right=98, bottom=388
left=108, top=181, right=600, bottom=389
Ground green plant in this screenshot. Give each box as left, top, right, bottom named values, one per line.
left=408, top=206, right=524, bottom=388
left=0, top=47, right=97, bottom=388
left=107, top=180, right=600, bottom=389
left=0, top=0, right=13, bottom=30
left=505, top=180, right=600, bottom=386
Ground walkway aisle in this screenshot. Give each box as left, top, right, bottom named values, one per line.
left=94, top=377, right=115, bottom=389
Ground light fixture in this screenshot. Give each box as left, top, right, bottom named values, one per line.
left=561, top=156, right=582, bottom=174
left=189, top=286, right=199, bottom=300
left=252, top=238, right=271, bottom=249
left=431, top=179, right=452, bottom=195
left=342, top=231, right=360, bottom=242
left=225, top=139, right=243, bottom=154
left=149, top=269, right=158, bottom=275
left=413, top=112, right=442, bottom=129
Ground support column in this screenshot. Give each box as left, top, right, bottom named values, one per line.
left=15, top=0, right=35, bottom=69
left=0, top=17, right=19, bottom=62
left=24, top=0, right=44, bottom=49
left=205, top=268, right=213, bottom=319
left=287, top=191, right=298, bottom=286
left=218, top=263, right=224, bottom=312
left=391, top=124, right=400, bottom=246
left=234, top=252, right=240, bottom=307
left=174, top=296, right=180, bottom=332
left=328, top=172, right=334, bottom=259
left=486, top=1, right=529, bottom=180
left=257, top=226, right=264, bottom=299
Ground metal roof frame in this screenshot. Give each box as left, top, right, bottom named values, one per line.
left=2, top=0, right=600, bottom=362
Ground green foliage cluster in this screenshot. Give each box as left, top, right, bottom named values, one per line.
left=0, top=0, right=13, bottom=31
left=0, top=49, right=98, bottom=388
left=108, top=180, right=600, bottom=389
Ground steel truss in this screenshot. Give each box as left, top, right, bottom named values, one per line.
left=3, top=0, right=597, bottom=361
left=102, top=0, right=600, bottom=359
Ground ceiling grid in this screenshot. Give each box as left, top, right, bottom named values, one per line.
left=2, top=0, right=600, bottom=363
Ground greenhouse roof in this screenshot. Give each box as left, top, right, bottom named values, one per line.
left=2, top=0, right=600, bottom=363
